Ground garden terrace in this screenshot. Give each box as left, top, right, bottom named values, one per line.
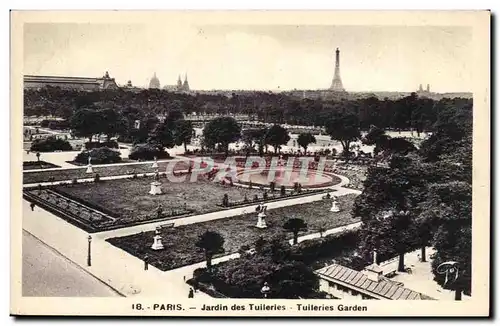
left=50, top=174, right=266, bottom=228
left=23, top=161, right=61, bottom=170
left=23, top=159, right=191, bottom=184
left=107, top=194, right=359, bottom=271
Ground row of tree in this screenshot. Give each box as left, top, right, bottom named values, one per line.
left=25, top=86, right=472, bottom=131
left=353, top=101, right=472, bottom=300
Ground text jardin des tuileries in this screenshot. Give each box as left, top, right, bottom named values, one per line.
left=200, top=303, right=368, bottom=312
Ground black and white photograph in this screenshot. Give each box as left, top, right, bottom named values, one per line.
left=9, top=10, right=490, bottom=317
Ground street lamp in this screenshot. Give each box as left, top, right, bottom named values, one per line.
left=87, top=235, right=92, bottom=267
left=36, top=152, right=41, bottom=167
left=261, top=282, right=270, bottom=298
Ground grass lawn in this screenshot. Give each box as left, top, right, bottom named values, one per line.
left=23, top=159, right=191, bottom=184
left=53, top=174, right=265, bottom=223
left=23, top=161, right=61, bottom=170
left=107, top=193, right=359, bottom=271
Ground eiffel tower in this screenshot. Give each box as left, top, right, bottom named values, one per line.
left=330, top=48, right=345, bottom=92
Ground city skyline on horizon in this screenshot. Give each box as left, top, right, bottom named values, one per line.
left=24, top=23, right=473, bottom=93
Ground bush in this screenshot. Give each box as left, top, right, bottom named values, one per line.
left=74, top=147, right=122, bottom=165
left=128, top=143, right=170, bottom=161
left=290, top=229, right=360, bottom=265
left=40, top=119, right=70, bottom=130
left=30, top=136, right=73, bottom=152
left=85, top=141, right=119, bottom=150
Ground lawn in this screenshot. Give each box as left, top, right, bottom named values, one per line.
left=107, top=193, right=359, bottom=271
left=23, top=159, right=191, bottom=184
left=53, top=174, right=266, bottom=222
left=23, top=161, right=61, bottom=170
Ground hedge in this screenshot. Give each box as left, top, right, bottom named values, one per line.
left=30, top=136, right=73, bottom=152
left=128, top=143, right=170, bottom=161
left=74, top=147, right=122, bottom=165
left=84, top=141, right=119, bottom=150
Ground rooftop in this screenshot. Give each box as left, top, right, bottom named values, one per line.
left=316, top=263, right=434, bottom=300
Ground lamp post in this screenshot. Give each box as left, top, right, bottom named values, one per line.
left=87, top=235, right=92, bottom=267
left=261, top=282, right=270, bottom=298
left=36, top=152, right=41, bottom=168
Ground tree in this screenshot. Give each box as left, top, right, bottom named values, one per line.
left=324, top=114, right=361, bottom=159
left=70, top=108, right=102, bottom=142
left=265, top=125, right=290, bottom=154
left=268, top=260, right=319, bottom=298
left=419, top=181, right=472, bottom=299
left=283, top=218, right=308, bottom=245
left=195, top=231, right=225, bottom=269
left=242, top=128, right=267, bottom=156
left=149, top=118, right=176, bottom=150
left=100, top=108, right=127, bottom=141
left=203, top=117, right=241, bottom=156
left=296, top=133, right=316, bottom=154
left=174, top=120, right=194, bottom=152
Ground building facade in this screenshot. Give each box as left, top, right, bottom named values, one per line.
left=24, top=71, right=119, bottom=91
left=316, top=260, right=434, bottom=300
left=163, top=74, right=191, bottom=92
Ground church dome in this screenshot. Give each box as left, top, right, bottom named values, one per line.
left=149, top=73, right=160, bottom=89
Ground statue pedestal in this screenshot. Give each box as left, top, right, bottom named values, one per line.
left=86, top=164, right=93, bottom=174
left=330, top=201, right=340, bottom=213
left=256, top=212, right=267, bottom=229
left=149, top=181, right=163, bottom=195
left=151, top=235, right=164, bottom=250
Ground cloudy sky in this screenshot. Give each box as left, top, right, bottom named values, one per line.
left=24, top=23, right=473, bottom=92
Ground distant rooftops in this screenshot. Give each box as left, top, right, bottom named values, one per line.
left=316, top=263, right=434, bottom=300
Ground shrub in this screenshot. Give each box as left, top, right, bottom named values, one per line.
left=40, top=119, right=70, bottom=130
left=85, top=141, right=119, bottom=150
left=128, top=143, right=170, bottom=161
left=30, top=136, right=73, bottom=152
left=74, top=147, right=122, bottom=165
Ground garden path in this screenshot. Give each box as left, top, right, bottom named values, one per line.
left=22, top=198, right=361, bottom=298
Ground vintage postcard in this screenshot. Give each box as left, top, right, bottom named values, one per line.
left=10, top=10, right=490, bottom=317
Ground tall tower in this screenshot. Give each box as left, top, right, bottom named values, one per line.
left=183, top=73, right=190, bottom=91
left=426, top=84, right=430, bottom=92
left=330, top=48, right=345, bottom=92
left=177, top=75, right=182, bottom=89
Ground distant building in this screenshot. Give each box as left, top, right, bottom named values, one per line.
left=417, top=83, right=432, bottom=97
left=163, top=73, right=191, bottom=92
left=123, top=80, right=143, bottom=93
left=316, top=254, right=434, bottom=300
left=24, top=71, right=119, bottom=91
left=330, top=48, right=346, bottom=93
left=149, top=72, right=161, bottom=89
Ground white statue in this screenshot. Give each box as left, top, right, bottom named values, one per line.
left=151, top=227, right=164, bottom=250
left=152, top=156, right=159, bottom=169
left=330, top=196, right=340, bottom=212
left=86, top=156, right=93, bottom=174
left=256, top=205, right=268, bottom=229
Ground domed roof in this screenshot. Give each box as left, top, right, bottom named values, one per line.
left=149, top=72, right=160, bottom=89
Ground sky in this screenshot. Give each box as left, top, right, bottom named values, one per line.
left=23, top=23, right=473, bottom=92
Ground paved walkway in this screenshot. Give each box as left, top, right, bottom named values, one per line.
left=23, top=196, right=361, bottom=298
left=388, top=248, right=471, bottom=301
left=22, top=230, right=120, bottom=297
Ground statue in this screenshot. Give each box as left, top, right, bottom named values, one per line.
left=152, top=156, right=159, bottom=169
left=330, top=196, right=340, bottom=212
left=86, top=156, right=93, bottom=174
left=256, top=205, right=268, bottom=228
left=151, top=227, right=164, bottom=250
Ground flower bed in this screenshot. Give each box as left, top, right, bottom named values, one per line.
left=107, top=194, right=359, bottom=271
